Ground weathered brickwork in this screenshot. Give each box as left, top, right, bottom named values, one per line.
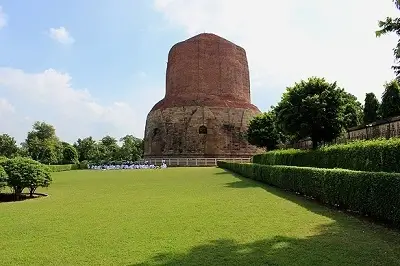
left=144, top=33, right=262, bottom=158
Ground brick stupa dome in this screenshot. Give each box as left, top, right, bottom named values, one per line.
left=144, top=33, right=262, bottom=158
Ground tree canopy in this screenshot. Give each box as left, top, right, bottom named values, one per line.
left=342, top=92, right=363, bottom=129
left=381, top=80, right=400, bottom=118
left=246, top=111, right=280, bottom=151
left=376, top=1, right=400, bottom=79
left=274, top=77, right=352, bottom=148
left=363, top=93, right=381, bottom=124
left=0, top=134, right=19, bottom=158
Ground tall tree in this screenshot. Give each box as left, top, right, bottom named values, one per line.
left=0, top=134, right=19, bottom=158
left=381, top=80, right=400, bottom=118
left=246, top=111, right=280, bottom=151
left=363, top=93, right=380, bottom=124
left=119, top=135, right=143, bottom=161
left=23, top=121, right=62, bottom=164
left=61, top=142, right=79, bottom=164
left=376, top=1, right=400, bottom=80
left=73, top=137, right=98, bottom=162
left=275, top=77, right=346, bottom=149
left=342, top=92, right=363, bottom=129
left=98, top=136, right=120, bottom=161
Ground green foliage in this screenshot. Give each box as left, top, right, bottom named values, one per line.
left=61, top=142, right=79, bottom=164
left=342, top=92, right=363, bottom=128
left=253, top=138, right=400, bottom=173
left=97, top=135, right=120, bottom=161
left=2, top=121, right=143, bottom=166
left=274, top=77, right=352, bottom=148
left=246, top=111, right=280, bottom=150
left=363, top=92, right=380, bottom=124
left=24, top=121, right=63, bottom=164
left=218, top=161, right=400, bottom=227
left=0, top=156, right=8, bottom=164
left=381, top=80, right=400, bottom=118
left=47, top=164, right=79, bottom=172
left=0, top=157, right=52, bottom=197
left=79, top=160, right=89, bottom=170
left=0, top=134, right=19, bottom=158
left=119, top=135, right=143, bottom=162
left=0, top=165, right=7, bottom=192
left=74, top=136, right=98, bottom=162
left=376, top=2, right=400, bottom=79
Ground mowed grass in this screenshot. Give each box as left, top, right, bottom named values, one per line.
left=1, top=168, right=400, bottom=265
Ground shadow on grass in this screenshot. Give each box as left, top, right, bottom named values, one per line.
left=130, top=170, right=400, bottom=266
left=221, top=169, right=400, bottom=229
left=0, top=193, right=47, bottom=203
left=130, top=223, right=400, bottom=265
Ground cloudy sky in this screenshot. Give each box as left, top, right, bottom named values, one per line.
left=0, top=0, right=398, bottom=144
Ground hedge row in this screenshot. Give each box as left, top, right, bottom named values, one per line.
left=217, top=161, right=400, bottom=227
left=47, top=164, right=79, bottom=172
left=253, top=138, right=400, bottom=173
left=47, top=161, right=89, bottom=172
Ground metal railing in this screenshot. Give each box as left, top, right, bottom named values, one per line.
left=141, top=157, right=252, bottom=167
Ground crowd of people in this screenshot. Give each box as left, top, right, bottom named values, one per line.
left=89, top=160, right=168, bottom=170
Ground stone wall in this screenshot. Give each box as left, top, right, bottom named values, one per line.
left=144, top=106, right=262, bottom=158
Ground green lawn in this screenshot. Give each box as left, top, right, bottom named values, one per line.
left=1, top=168, right=400, bottom=265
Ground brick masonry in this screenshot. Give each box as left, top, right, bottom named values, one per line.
left=144, top=33, right=263, bottom=158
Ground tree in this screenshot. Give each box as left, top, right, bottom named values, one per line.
left=363, top=93, right=380, bottom=124
left=24, top=163, right=52, bottom=197
left=98, top=136, right=120, bottom=161
left=61, top=142, right=79, bottom=164
left=0, top=157, right=52, bottom=198
left=274, top=77, right=346, bottom=149
left=246, top=112, right=280, bottom=151
left=0, top=165, right=7, bottom=192
left=376, top=1, right=400, bottom=80
left=74, top=137, right=98, bottom=162
left=0, top=134, right=19, bottom=158
left=381, top=80, right=400, bottom=118
left=24, top=121, right=62, bottom=164
left=119, top=135, right=143, bottom=161
left=342, top=92, right=363, bottom=129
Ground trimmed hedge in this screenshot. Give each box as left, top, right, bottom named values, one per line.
left=47, top=161, right=89, bottom=172
left=217, top=161, right=400, bottom=227
left=253, top=138, right=400, bottom=173
left=47, top=164, right=79, bottom=172
left=0, top=157, right=88, bottom=173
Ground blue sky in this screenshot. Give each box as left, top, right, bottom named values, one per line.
left=0, top=0, right=399, bottom=144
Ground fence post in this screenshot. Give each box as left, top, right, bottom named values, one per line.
left=186, top=158, right=188, bottom=166
left=215, top=158, right=217, bottom=165
left=168, top=159, right=171, bottom=165
left=195, top=158, right=198, bottom=166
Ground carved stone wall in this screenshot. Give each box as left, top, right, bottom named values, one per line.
left=144, top=33, right=262, bottom=158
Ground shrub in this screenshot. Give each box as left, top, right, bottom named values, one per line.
left=217, top=161, right=400, bottom=227
left=0, top=157, right=52, bottom=198
left=79, top=160, right=89, bottom=170
left=253, top=138, right=400, bottom=173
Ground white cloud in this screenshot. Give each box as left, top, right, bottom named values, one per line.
left=0, top=6, right=7, bottom=29
left=0, top=68, right=143, bottom=143
left=0, top=98, right=15, bottom=114
left=154, top=0, right=400, bottom=108
left=48, top=27, right=75, bottom=44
